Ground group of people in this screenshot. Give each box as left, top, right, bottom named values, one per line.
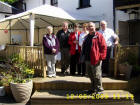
left=43, top=20, right=119, bottom=94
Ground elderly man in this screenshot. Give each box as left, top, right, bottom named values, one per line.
left=82, top=22, right=107, bottom=94
left=56, top=22, right=70, bottom=75
left=99, top=20, right=119, bottom=75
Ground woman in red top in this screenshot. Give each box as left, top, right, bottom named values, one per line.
left=68, top=23, right=81, bottom=75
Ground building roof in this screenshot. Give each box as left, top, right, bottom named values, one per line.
left=0, top=1, right=12, bottom=14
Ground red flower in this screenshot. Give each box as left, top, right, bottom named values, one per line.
left=4, top=30, right=8, bottom=33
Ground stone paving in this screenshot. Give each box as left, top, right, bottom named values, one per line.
left=0, top=69, right=139, bottom=105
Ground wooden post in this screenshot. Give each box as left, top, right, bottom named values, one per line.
left=42, top=46, right=46, bottom=78
left=114, top=46, right=118, bottom=77
left=9, top=20, right=12, bottom=44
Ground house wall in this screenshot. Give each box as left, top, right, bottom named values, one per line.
left=59, top=0, right=114, bottom=29
left=24, top=0, right=115, bottom=29
left=0, top=14, right=5, bottom=20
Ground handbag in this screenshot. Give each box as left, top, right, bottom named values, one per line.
left=56, top=52, right=61, bottom=61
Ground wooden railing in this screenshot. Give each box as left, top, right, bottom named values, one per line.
left=0, top=45, right=46, bottom=77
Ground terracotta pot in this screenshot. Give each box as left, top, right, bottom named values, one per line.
left=118, top=64, right=132, bottom=80
left=10, top=80, right=33, bottom=103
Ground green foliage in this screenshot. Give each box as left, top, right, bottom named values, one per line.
left=0, top=0, right=18, bottom=4
left=10, top=54, right=23, bottom=63
left=0, top=81, right=3, bottom=86
left=128, top=75, right=140, bottom=93
left=0, top=54, right=34, bottom=85
left=10, top=54, right=34, bottom=83
left=0, top=72, right=13, bottom=86
left=127, top=52, right=138, bottom=65
left=133, top=65, right=140, bottom=71
left=117, top=44, right=138, bottom=65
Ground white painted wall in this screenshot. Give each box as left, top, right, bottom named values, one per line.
left=0, top=14, right=5, bottom=20
left=26, top=0, right=43, bottom=10
left=45, top=0, right=50, bottom=5
left=26, top=0, right=50, bottom=10
left=58, top=0, right=114, bottom=28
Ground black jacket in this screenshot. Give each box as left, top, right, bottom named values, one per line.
left=56, top=29, right=70, bottom=49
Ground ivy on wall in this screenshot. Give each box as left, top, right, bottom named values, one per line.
left=0, top=0, right=18, bottom=4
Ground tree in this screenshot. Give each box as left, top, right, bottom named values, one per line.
left=0, top=0, right=18, bottom=4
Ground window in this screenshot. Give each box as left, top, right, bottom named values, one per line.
left=51, top=0, right=58, bottom=7
left=43, top=0, right=46, bottom=4
left=78, top=0, right=91, bottom=9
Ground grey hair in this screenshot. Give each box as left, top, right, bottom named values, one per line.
left=100, top=20, right=107, bottom=25
left=88, top=22, right=95, bottom=26
left=62, top=21, right=69, bottom=26
left=46, top=26, right=53, bottom=30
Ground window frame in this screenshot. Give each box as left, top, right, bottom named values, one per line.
left=43, top=0, right=46, bottom=4
left=77, top=0, right=91, bottom=9
left=51, top=0, right=58, bottom=7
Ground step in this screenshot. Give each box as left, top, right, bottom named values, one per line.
left=31, top=90, right=134, bottom=105
left=33, top=76, right=128, bottom=90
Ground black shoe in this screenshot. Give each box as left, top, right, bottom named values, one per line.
left=86, top=90, right=95, bottom=95
left=95, top=91, right=103, bottom=95
left=82, top=74, right=85, bottom=76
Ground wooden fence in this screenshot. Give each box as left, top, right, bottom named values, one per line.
left=1, top=45, right=139, bottom=78
left=0, top=45, right=46, bottom=77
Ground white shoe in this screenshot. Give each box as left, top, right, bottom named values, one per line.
left=52, top=74, right=56, bottom=78
left=47, top=75, right=53, bottom=78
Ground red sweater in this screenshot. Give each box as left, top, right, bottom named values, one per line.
left=68, top=31, right=81, bottom=55
left=90, top=32, right=107, bottom=65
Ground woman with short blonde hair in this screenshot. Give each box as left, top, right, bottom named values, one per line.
left=43, top=26, right=59, bottom=78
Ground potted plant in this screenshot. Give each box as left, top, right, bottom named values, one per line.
left=117, top=45, right=133, bottom=80
left=9, top=54, right=34, bottom=103
left=0, top=80, right=5, bottom=96
left=117, top=45, right=139, bottom=80
left=0, top=72, right=13, bottom=97
left=118, top=62, right=132, bottom=80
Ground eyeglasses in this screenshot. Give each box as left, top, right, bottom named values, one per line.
left=101, top=24, right=105, bottom=26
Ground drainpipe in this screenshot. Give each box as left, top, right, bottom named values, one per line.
left=113, top=0, right=116, bottom=31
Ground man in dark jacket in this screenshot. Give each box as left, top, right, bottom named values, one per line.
left=56, top=22, right=70, bottom=75
left=82, top=22, right=107, bottom=94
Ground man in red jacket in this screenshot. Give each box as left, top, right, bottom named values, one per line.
left=82, top=22, right=107, bottom=95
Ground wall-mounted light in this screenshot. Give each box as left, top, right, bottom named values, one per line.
left=129, top=11, right=139, bottom=20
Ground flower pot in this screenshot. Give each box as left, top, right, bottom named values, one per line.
left=4, top=86, right=13, bottom=97
left=10, top=80, right=33, bottom=103
left=0, top=86, right=5, bottom=96
left=118, top=64, right=132, bottom=80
